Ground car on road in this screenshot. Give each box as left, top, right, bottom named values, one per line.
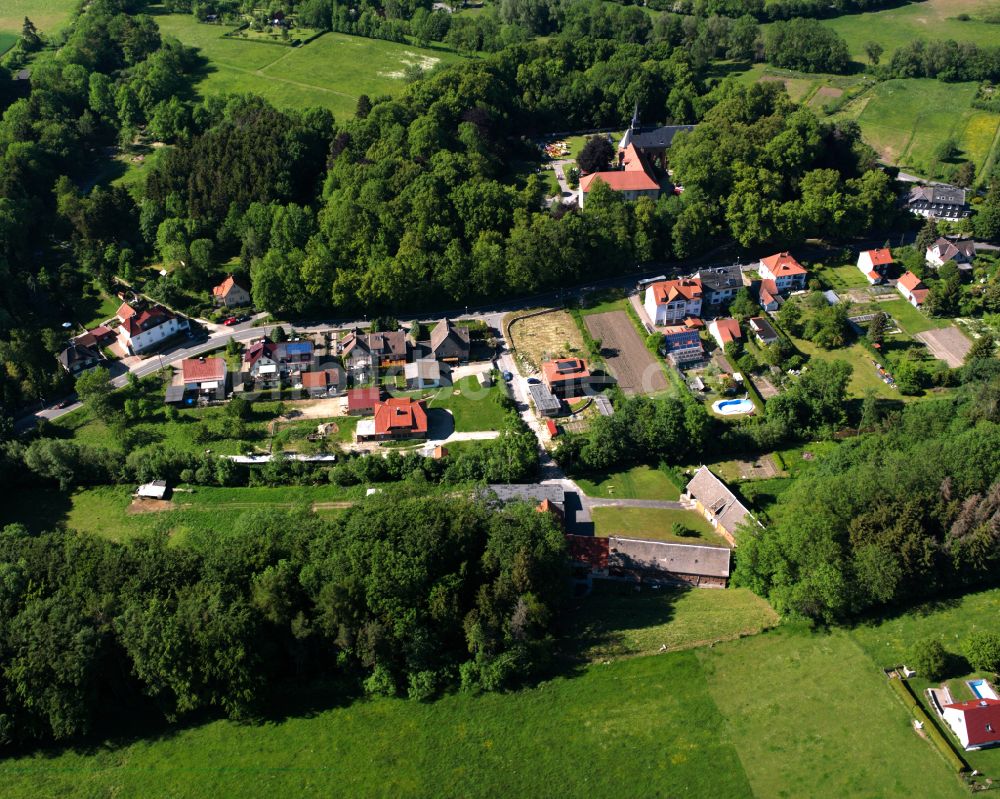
left=235, top=314, right=251, bottom=323
left=502, top=371, right=513, bottom=382
left=526, top=377, right=541, bottom=385
left=56, top=400, right=71, bottom=409
left=223, top=316, right=238, bottom=326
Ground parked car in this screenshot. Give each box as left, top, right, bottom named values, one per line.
left=502, top=371, right=513, bottom=382
left=56, top=399, right=71, bottom=409
left=526, top=377, right=541, bottom=385
left=223, top=317, right=238, bottom=326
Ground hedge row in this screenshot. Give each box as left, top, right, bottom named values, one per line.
left=887, top=676, right=968, bottom=773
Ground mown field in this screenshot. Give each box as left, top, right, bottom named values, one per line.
left=1, top=589, right=979, bottom=799
left=590, top=506, right=727, bottom=546
left=429, top=376, right=510, bottom=432
left=820, top=0, right=1000, bottom=63
left=0, top=0, right=76, bottom=37
left=837, top=79, right=1000, bottom=179
left=575, top=464, right=681, bottom=500
left=152, top=9, right=465, bottom=118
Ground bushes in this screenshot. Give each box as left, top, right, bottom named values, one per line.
left=964, top=632, right=1000, bottom=674
left=764, top=18, right=850, bottom=74
left=908, top=638, right=948, bottom=681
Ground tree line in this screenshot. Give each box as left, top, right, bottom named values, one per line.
left=0, top=493, right=566, bottom=746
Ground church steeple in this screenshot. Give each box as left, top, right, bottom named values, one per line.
left=630, top=101, right=640, bottom=131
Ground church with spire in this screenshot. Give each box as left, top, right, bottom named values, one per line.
left=578, top=104, right=695, bottom=207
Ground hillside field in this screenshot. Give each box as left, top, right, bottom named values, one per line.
left=153, top=10, right=466, bottom=118
left=0, top=0, right=76, bottom=38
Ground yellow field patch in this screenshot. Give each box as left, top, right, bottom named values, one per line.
left=506, top=309, right=586, bottom=373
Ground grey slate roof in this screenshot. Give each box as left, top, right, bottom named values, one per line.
left=749, top=316, right=778, bottom=343
left=485, top=484, right=565, bottom=504
left=686, top=465, right=754, bottom=535
left=529, top=382, right=561, bottom=413
left=629, top=125, right=696, bottom=150
left=58, top=342, right=101, bottom=370
left=696, top=264, right=745, bottom=294
left=429, top=318, right=470, bottom=359
left=608, top=537, right=730, bottom=579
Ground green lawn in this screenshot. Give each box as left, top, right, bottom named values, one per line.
left=429, top=376, right=509, bottom=432
left=591, top=506, right=728, bottom=547
left=880, top=298, right=949, bottom=336
left=700, top=626, right=967, bottom=799
left=816, top=262, right=872, bottom=291
left=0, top=31, right=17, bottom=54
left=575, top=465, right=681, bottom=501
left=792, top=336, right=899, bottom=399
left=153, top=10, right=466, bottom=117
left=0, top=0, right=76, bottom=37
left=837, top=79, right=1000, bottom=179
left=567, top=582, right=780, bottom=659
left=821, top=0, right=1000, bottom=62
left=70, top=282, right=120, bottom=329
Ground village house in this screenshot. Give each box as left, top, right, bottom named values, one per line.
left=72, top=325, right=115, bottom=351
left=857, top=248, right=894, bottom=285
left=606, top=537, right=731, bottom=588
left=757, top=252, right=808, bottom=292
left=896, top=271, right=929, bottom=307
left=661, top=325, right=704, bottom=365
left=926, top=237, right=976, bottom=271
left=405, top=358, right=447, bottom=390
left=748, top=316, right=779, bottom=346
left=115, top=302, right=188, bottom=356
left=345, top=386, right=383, bottom=415
left=355, top=397, right=429, bottom=442
left=907, top=184, right=971, bottom=220
left=708, top=318, right=742, bottom=350
left=242, top=339, right=315, bottom=386
left=301, top=368, right=341, bottom=397
left=643, top=278, right=703, bottom=325
left=755, top=278, right=783, bottom=312
left=542, top=357, right=595, bottom=398
left=685, top=465, right=757, bottom=545
left=696, top=265, right=746, bottom=308
left=423, top=318, right=470, bottom=363
left=211, top=275, right=251, bottom=308
left=529, top=382, right=561, bottom=417
left=58, top=342, right=102, bottom=376
left=180, top=357, right=228, bottom=400
left=942, top=698, right=1000, bottom=751
left=339, top=329, right=410, bottom=376
left=578, top=142, right=661, bottom=208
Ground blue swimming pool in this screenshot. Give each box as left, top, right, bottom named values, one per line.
left=969, top=679, right=998, bottom=700
left=712, top=398, right=754, bottom=416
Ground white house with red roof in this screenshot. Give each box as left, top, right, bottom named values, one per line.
left=942, top=698, right=1000, bottom=750
left=708, top=318, right=742, bottom=349
left=857, top=248, right=894, bottom=285
left=578, top=143, right=661, bottom=208
left=643, top=278, right=703, bottom=325
left=757, top=252, right=807, bottom=292
left=180, top=357, right=228, bottom=398
left=896, top=271, right=929, bottom=307
left=211, top=275, right=251, bottom=308
left=115, top=302, right=188, bottom=355
left=757, top=278, right=782, bottom=312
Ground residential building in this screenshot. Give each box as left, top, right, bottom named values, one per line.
left=566, top=535, right=610, bottom=582
left=643, top=278, right=704, bottom=325
left=607, top=538, right=731, bottom=588
left=243, top=339, right=282, bottom=387
left=278, top=341, right=315, bottom=379
left=757, top=252, right=807, bottom=292
left=542, top=357, right=594, bottom=398
left=857, top=248, right=894, bottom=285
left=696, top=265, right=745, bottom=307
left=529, top=382, right=561, bottom=416
left=405, top=358, right=446, bottom=389
left=180, top=357, right=228, bottom=400
left=578, top=143, right=661, bottom=208
left=748, top=316, right=778, bottom=346
left=345, top=387, right=383, bottom=415
left=661, top=325, right=704, bottom=365
left=339, top=329, right=410, bottom=375
left=897, top=271, right=929, bottom=307
left=426, top=318, right=470, bottom=363
left=116, top=302, right=188, bottom=355
left=926, top=237, right=976, bottom=270
left=685, top=465, right=756, bottom=545
left=756, top=278, right=783, bottom=312
left=301, top=368, right=341, bottom=397
left=356, top=397, right=429, bottom=442
left=58, top=342, right=102, bottom=376
left=135, top=480, right=169, bottom=500
left=211, top=275, right=251, bottom=308
left=72, top=325, right=115, bottom=350
left=907, top=184, right=971, bottom=220
left=708, top=318, right=742, bottom=350
left=942, top=699, right=1000, bottom=750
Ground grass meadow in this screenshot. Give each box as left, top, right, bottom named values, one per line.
left=575, top=464, right=681, bottom=500
left=153, top=10, right=466, bottom=118
left=429, top=376, right=510, bottom=432
left=0, top=31, right=17, bottom=55
left=0, top=0, right=76, bottom=38
left=590, top=506, right=728, bottom=546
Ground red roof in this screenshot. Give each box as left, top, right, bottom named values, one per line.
left=347, top=387, right=383, bottom=411
left=945, top=699, right=1000, bottom=747
left=181, top=357, right=226, bottom=383
left=867, top=270, right=881, bottom=280
left=117, top=302, right=137, bottom=321
left=542, top=358, right=591, bottom=384
left=760, top=252, right=807, bottom=277
left=712, top=318, right=742, bottom=345
left=579, top=170, right=660, bottom=192
left=537, top=498, right=564, bottom=521
left=301, top=369, right=339, bottom=388
left=565, top=535, right=609, bottom=570
left=120, top=306, right=174, bottom=336
left=546, top=418, right=558, bottom=436
left=649, top=278, right=703, bottom=305
left=863, top=248, right=893, bottom=266
left=897, top=271, right=925, bottom=293
left=212, top=274, right=249, bottom=298
left=684, top=316, right=705, bottom=329
left=373, top=397, right=428, bottom=436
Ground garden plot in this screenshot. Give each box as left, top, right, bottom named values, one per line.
left=915, top=326, right=972, bottom=368
left=584, top=310, right=668, bottom=395
left=506, top=309, right=585, bottom=373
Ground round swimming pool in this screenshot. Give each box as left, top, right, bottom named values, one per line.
left=712, top=398, right=755, bottom=416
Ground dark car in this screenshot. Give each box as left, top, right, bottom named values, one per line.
left=56, top=399, right=72, bottom=409
left=502, top=371, right=513, bottom=382
left=526, top=377, right=541, bottom=385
